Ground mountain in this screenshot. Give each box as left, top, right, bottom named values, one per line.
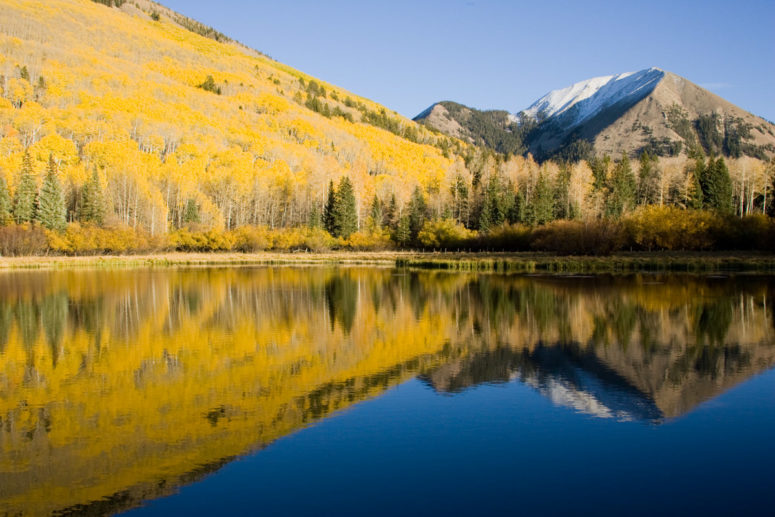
left=415, top=67, right=775, bottom=161
left=0, top=0, right=462, bottom=236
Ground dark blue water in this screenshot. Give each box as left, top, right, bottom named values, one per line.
left=1, top=269, right=773, bottom=516
left=126, top=367, right=775, bottom=517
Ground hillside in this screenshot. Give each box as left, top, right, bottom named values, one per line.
left=415, top=68, right=775, bottom=161
left=0, top=0, right=463, bottom=237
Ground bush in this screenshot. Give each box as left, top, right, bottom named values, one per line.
left=231, top=226, right=272, bottom=252
left=531, top=219, right=626, bottom=255
left=346, top=229, right=393, bottom=251
left=0, top=224, right=48, bottom=256
left=476, top=223, right=531, bottom=251
left=168, top=227, right=234, bottom=251
left=47, top=223, right=163, bottom=254
left=417, top=219, right=475, bottom=249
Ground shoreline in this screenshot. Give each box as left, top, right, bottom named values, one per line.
left=1, top=251, right=775, bottom=273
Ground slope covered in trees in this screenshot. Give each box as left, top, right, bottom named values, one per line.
left=0, top=0, right=773, bottom=255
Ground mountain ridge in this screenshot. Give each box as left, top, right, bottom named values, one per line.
left=415, top=68, right=775, bottom=161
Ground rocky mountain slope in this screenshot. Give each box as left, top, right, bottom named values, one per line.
left=415, top=68, right=775, bottom=161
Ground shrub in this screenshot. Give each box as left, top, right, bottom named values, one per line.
left=0, top=224, right=47, bottom=256
left=231, top=226, right=273, bottom=252
left=531, top=219, right=626, bottom=255
left=476, top=223, right=532, bottom=251
left=417, top=219, right=475, bottom=249
left=346, top=229, right=393, bottom=251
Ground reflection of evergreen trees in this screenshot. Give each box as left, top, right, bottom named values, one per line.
left=325, top=274, right=358, bottom=333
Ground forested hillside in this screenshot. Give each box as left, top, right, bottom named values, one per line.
left=0, top=0, right=773, bottom=255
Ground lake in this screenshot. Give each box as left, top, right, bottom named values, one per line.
left=0, top=267, right=773, bottom=516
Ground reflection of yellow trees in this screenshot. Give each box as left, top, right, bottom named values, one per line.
left=0, top=269, right=773, bottom=514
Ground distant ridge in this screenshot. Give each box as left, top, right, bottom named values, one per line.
left=415, top=68, right=775, bottom=161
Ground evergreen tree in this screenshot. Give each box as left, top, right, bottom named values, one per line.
left=333, top=176, right=358, bottom=238
left=554, top=165, right=573, bottom=220
left=383, top=193, right=397, bottom=230
left=637, top=152, right=660, bottom=205
left=182, top=198, right=200, bottom=224
left=0, top=176, right=11, bottom=225
left=531, top=171, right=554, bottom=225
left=688, top=159, right=704, bottom=209
left=606, top=153, right=637, bottom=218
left=78, top=167, right=105, bottom=225
left=451, top=174, right=469, bottom=227
left=323, top=180, right=337, bottom=235
left=307, top=203, right=321, bottom=228
left=700, top=156, right=733, bottom=214
left=407, top=186, right=427, bottom=241
left=368, top=194, right=382, bottom=229
left=478, top=197, right=493, bottom=233
left=36, top=154, right=67, bottom=231
left=393, top=215, right=411, bottom=246
left=13, top=150, right=37, bottom=224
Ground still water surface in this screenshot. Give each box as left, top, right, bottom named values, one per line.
left=0, top=268, right=773, bottom=515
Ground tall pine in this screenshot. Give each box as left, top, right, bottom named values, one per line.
left=700, top=156, right=733, bottom=214
left=79, top=167, right=105, bottom=225
left=0, top=176, right=11, bottom=225
left=323, top=180, right=337, bottom=235
left=37, top=154, right=67, bottom=231
left=336, top=176, right=357, bottom=238
left=606, top=152, right=636, bottom=218
left=13, top=150, right=37, bottom=224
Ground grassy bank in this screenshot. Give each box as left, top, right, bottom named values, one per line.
left=2, top=251, right=775, bottom=273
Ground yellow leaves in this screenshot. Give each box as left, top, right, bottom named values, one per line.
left=30, top=133, right=78, bottom=165
left=3, top=78, right=31, bottom=108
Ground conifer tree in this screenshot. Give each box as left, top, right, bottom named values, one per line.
left=407, top=186, right=427, bottom=241
left=368, top=195, right=382, bottom=230
left=531, top=171, right=554, bottom=225
left=79, top=167, right=105, bottom=225
left=383, top=193, right=397, bottom=230
left=37, top=154, right=67, bottom=231
left=333, top=176, right=357, bottom=239
left=182, top=198, right=200, bottom=224
left=451, top=174, right=469, bottom=226
left=393, top=215, right=411, bottom=246
left=0, top=177, right=12, bottom=225
left=323, top=180, right=337, bottom=236
left=13, top=150, right=37, bottom=224
left=688, top=159, right=704, bottom=209
left=637, top=152, right=660, bottom=205
left=606, top=152, right=636, bottom=218
left=700, top=156, right=733, bottom=213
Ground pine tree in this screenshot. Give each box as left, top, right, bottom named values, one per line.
left=36, top=154, right=67, bottom=231
left=688, top=158, right=704, bottom=209
left=369, top=194, right=382, bottom=229
left=323, top=180, right=337, bottom=235
left=383, top=193, right=397, bottom=230
left=13, top=150, right=37, bottom=224
left=333, top=176, right=357, bottom=238
left=407, top=186, right=427, bottom=241
left=393, top=215, right=411, bottom=246
left=531, top=171, right=554, bottom=225
left=700, top=156, right=733, bottom=214
left=78, top=167, right=105, bottom=225
left=451, top=174, right=469, bottom=226
left=606, top=152, right=636, bottom=218
left=637, top=152, right=660, bottom=205
left=183, top=198, right=200, bottom=224
left=0, top=176, right=12, bottom=225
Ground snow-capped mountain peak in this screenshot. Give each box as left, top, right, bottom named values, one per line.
left=520, top=67, right=665, bottom=125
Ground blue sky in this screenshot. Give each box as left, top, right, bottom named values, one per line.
left=162, top=0, right=775, bottom=121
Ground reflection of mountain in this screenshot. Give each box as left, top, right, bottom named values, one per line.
left=422, top=345, right=663, bottom=421
left=423, top=311, right=775, bottom=422
left=0, top=270, right=773, bottom=513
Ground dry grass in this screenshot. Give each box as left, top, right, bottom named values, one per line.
left=2, top=250, right=775, bottom=272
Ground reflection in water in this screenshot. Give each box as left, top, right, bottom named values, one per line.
left=0, top=269, right=773, bottom=514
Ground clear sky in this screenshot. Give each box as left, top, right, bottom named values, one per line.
left=161, top=0, right=775, bottom=121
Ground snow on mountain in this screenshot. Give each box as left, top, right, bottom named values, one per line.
left=519, top=67, right=665, bottom=126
